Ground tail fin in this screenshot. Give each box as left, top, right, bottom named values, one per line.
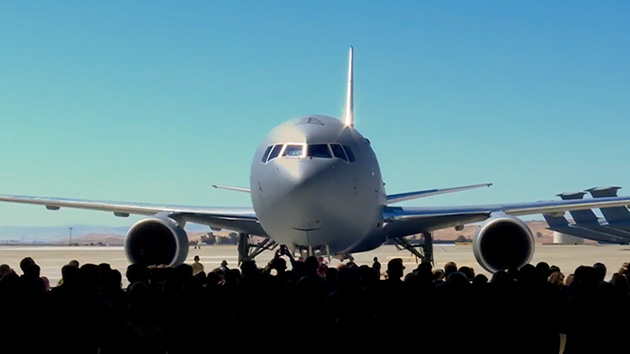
left=557, top=191, right=600, bottom=224
left=343, top=46, right=354, bottom=127
left=587, top=187, right=630, bottom=224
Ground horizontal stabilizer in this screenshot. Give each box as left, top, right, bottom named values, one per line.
left=211, top=185, right=251, bottom=193
left=386, top=183, right=492, bottom=204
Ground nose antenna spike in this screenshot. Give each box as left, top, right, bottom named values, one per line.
left=343, top=46, right=354, bottom=128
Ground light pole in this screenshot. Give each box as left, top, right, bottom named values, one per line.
left=69, top=227, right=73, bottom=246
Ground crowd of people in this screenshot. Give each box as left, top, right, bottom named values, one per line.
left=0, top=248, right=628, bottom=353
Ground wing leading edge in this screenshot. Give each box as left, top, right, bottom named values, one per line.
left=0, top=194, right=266, bottom=236
left=386, top=183, right=492, bottom=204
left=383, top=195, right=630, bottom=239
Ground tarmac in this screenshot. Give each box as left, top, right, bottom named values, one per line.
left=1, top=243, right=629, bottom=287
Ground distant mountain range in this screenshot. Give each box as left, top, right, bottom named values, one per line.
left=0, top=224, right=210, bottom=244
left=0, top=220, right=555, bottom=245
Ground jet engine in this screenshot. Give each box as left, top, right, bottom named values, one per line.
left=473, top=214, right=535, bottom=273
left=125, top=216, right=189, bottom=267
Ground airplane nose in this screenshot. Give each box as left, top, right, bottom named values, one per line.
left=276, top=158, right=336, bottom=186
left=275, top=159, right=337, bottom=230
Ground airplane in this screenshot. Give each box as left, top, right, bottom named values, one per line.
left=543, top=213, right=630, bottom=245
left=557, top=191, right=630, bottom=240
left=2, top=47, right=630, bottom=274
left=587, top=187, right=630, bottom=232
left=544, top=187, right=630, bottom=244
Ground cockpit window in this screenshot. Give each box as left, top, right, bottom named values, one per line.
left=261, top=146, right=273, bottom=162
left=330, top=144, right=348, bottom=162
left=307, top=144, right=332, bottom=158
left=282, top=144, right=304, bottom=157
left=343, top=145, right=356, bottom=163
left=264, top=143, right=354, bottom=163
left=267, top=144, right=283, bottom=161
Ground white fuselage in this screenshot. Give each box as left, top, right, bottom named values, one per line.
left=249, top=115, right=387, bottom=254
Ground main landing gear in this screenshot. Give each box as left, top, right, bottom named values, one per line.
left=392, top=231, right=434, bottom=265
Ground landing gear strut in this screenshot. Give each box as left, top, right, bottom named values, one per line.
left=393, top=231, right=434, bottom=265
left=237, top=233, right=278, bottom=265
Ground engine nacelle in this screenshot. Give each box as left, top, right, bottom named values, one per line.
left=125, top=217, right=189, bottom=267
left=473, top=214, right=535, bottom=273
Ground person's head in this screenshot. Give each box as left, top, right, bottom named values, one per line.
left=19, top=257, right=35, bottom=274
left=24, top=263, right=40, bottom=279
left=611, top=273, right=629, bottom=293
left=304, top=256, right=320, bottom=275
left=221, top=260, right=228, bottom=267
left=565, top=273, right=575, bottom=286
left=126, top=263, right=149, bottom=285
left=446, top=271, right=469, bottom=288
left=444, top=262, right=458, bottom=277
left=270, top=257, right=287, bottom=272
left=536, top=262, right=551, bottom=281
left=68, top=260, right=80, bottom=268
left=240, top=260, right=258, bottom=277
left=387, top=258, right=405, bottom=280
left=176, top=263, right=193, bottom=278
left=548, top=271, right=565, bottom=287
left=593, top=262, right=607, bottom=282
left=194, top=255, right=200, bottom=262
left=433, top=269, right=445, bottom=282
left=0, top=264, right=11, bottom=278
left=61, top=264, right=80, bottom=286
left=473, top=274, right=488, bottom=286
left=458, top=266, right=474, bottom=282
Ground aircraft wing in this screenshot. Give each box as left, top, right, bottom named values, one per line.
left=383, top=196, right=630, bottom=239
left=0, top=194, right=266, bottom=236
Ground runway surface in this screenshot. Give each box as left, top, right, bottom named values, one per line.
left=1, top=244, right=629, bottom=286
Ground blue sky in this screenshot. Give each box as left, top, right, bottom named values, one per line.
left=0, top=1, right=629, bottom=226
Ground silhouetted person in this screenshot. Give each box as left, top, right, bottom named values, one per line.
left=191, top=255, right=204, bottom=275
left=326, top=263, right=367, bottom=332
left=443, top=261, right=457, bottom=279
left=346, top=256, right=357, bottom=269
left=220, top=260, right=229, bottom=273
left=561, top=265, right=625, bottom=354
left=293, top=256, right=331, bottom=333
left=432, top=269, right=445, bottom=286
left=101, top=281, right=166, bottom=354
left=126, top=263, right=150, bottom=289
left=19, top=257, right=35, bottom=275
left=593, top=262, right=607, bottom=284
left=0, top=264, right=13, bottom=279
left=372, top=257, right=381, bottom=276
left=375, top=258, right=407, bottom=334
left=458, top=266, right=475, bottom=282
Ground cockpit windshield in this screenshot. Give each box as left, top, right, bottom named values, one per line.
left=262, top=143, right=356, bottom=163
left=283, top=144, right=304, bottom=157
left=307, top=144, right=332, bottom=158
left=267, top=145, right=283, bottom=161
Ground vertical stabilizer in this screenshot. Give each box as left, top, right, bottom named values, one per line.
left=343, top=46, right=354, bottom=127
